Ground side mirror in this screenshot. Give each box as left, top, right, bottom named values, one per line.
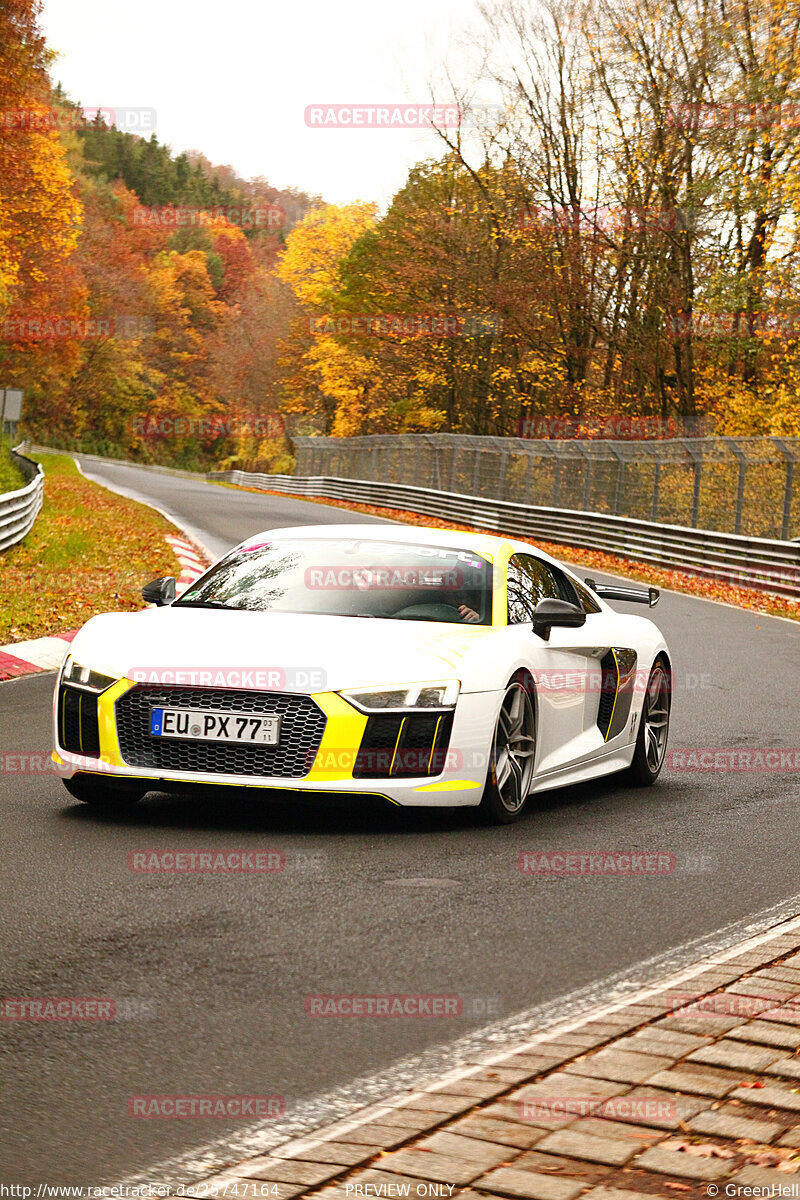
left=532, top=597, right=586, bottom=641
left=142, top=576, right=176, bottom=607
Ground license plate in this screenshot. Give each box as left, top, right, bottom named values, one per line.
left=150, top=707, right=281, bottom=745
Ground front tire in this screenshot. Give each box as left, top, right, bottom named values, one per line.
left=626, top=659, right=671, bottom=786
left=62, top=778, right=146, bottom=809
left=479, top=677, right=537, bottom=824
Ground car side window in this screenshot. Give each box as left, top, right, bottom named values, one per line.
left=571, top=578, right=603, bottom=614
left=547, top=564, right=583, bottom=607
left=507, top=553, right=562, bottom=624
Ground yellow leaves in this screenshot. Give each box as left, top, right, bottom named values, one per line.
left=0, top=98, right=82, bottom=308
left=695, top=355, right=800, bottom=437
left=277, top=202, right=377, bottom=308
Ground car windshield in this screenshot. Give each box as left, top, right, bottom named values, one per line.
left=175, top=537, right=494, bottom=624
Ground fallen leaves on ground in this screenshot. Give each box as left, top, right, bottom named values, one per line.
left=661, top=1138, right=737, bottom=1159
left=0, top=453, right=180, bottom=643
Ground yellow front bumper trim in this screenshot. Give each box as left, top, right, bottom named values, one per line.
left=413, top=779, right=481, bottom=793
left=305, top=691, right=368, bottom=781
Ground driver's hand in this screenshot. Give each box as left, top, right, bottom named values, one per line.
left=458, top=604, right=480, bottom=623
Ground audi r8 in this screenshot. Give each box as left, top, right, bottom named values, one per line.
left=53, top=524, right=672, bottom=823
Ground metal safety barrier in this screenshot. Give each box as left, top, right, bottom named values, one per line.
left=0, top=445, right=44, bottom=552
left=209, top=470, right=800, bottom=600
left=292, top=433, right=800, bottom=542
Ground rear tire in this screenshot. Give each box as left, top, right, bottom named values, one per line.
left=62, top=778, right=146, bottom=808
left=626, top=658, right=671, bottom=786
left=479, top=677, right=536, bottom=824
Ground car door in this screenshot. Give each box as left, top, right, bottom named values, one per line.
left=507, top=553, right=604, bottom=774
left=547, top=566, right=642, bottom=761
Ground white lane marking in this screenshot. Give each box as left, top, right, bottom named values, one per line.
left=119, top=892, right=800, bottom=1187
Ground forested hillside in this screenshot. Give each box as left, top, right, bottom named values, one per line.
left=2, top=0, right=798, bottom=473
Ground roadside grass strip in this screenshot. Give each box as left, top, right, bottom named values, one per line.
left=0, top=438, right=26, bottom=494
left=0, top=452, right=194, bottom=647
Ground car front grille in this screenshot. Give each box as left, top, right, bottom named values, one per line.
left=114, top=686, right=327, bottom=778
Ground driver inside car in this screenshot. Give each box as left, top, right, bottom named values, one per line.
left=352, top=569, right=484, bottom=623
left=458, top=603, right=480, bottom=622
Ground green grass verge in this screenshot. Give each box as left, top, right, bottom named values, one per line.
left=0, top=440, right=26, bottom=494
left=0, top=453, right=180, bottom=643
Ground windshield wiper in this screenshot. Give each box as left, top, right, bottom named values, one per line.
left=175, top=599, right=238, bottom=610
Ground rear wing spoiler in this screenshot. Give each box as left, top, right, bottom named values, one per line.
left=584, top=577, right=660, bottom=607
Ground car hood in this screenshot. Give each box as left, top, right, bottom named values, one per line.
left=67, top=607, right=495, bottom=694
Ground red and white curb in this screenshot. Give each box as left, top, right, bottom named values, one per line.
left=0, top=630, right=80, bottom=681
left=0, top=535, right=209, bottom=683
left=166, top=534, right=209, bottom=595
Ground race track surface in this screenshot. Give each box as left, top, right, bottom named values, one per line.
left=2, top=458, right=799, bottom=1183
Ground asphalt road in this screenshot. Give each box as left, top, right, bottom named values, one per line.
left=2, top=458, right=800, bottom=1185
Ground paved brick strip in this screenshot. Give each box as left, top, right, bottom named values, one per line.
left=0, top=535, right=209, bottom=681
left=178, top=919, right=800, bottom=1200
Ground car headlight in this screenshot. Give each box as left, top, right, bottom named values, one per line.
left=60, top=655, right=119, bottom=693
left=340, top=680, right=460, bottom=713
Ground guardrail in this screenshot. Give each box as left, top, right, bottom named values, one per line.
left=293, top=433, right=800, bottom=541
left=0, top=445, right=44, bottom=553
left=210, top=470, right=800, bottom=600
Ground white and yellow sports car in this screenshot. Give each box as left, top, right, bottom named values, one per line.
left=53, top=524, right=671, bottom=823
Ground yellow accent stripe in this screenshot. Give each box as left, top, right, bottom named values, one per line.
left=96, top=678, right=136, bottom=768
left=305, top=691, right=369, bottom=782
left=413, top=779, right=481, bottom=793
left=389, top=717, right=406, bottom=777
left=605, top=649, right=620, bottom=742
left=427, top=715, right=442, bottom=773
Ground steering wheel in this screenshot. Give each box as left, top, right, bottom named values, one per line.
left=392, top=602, right=465, bottom=621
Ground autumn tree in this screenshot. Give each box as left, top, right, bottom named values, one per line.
left=0, top=2, right=82, bottom=316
